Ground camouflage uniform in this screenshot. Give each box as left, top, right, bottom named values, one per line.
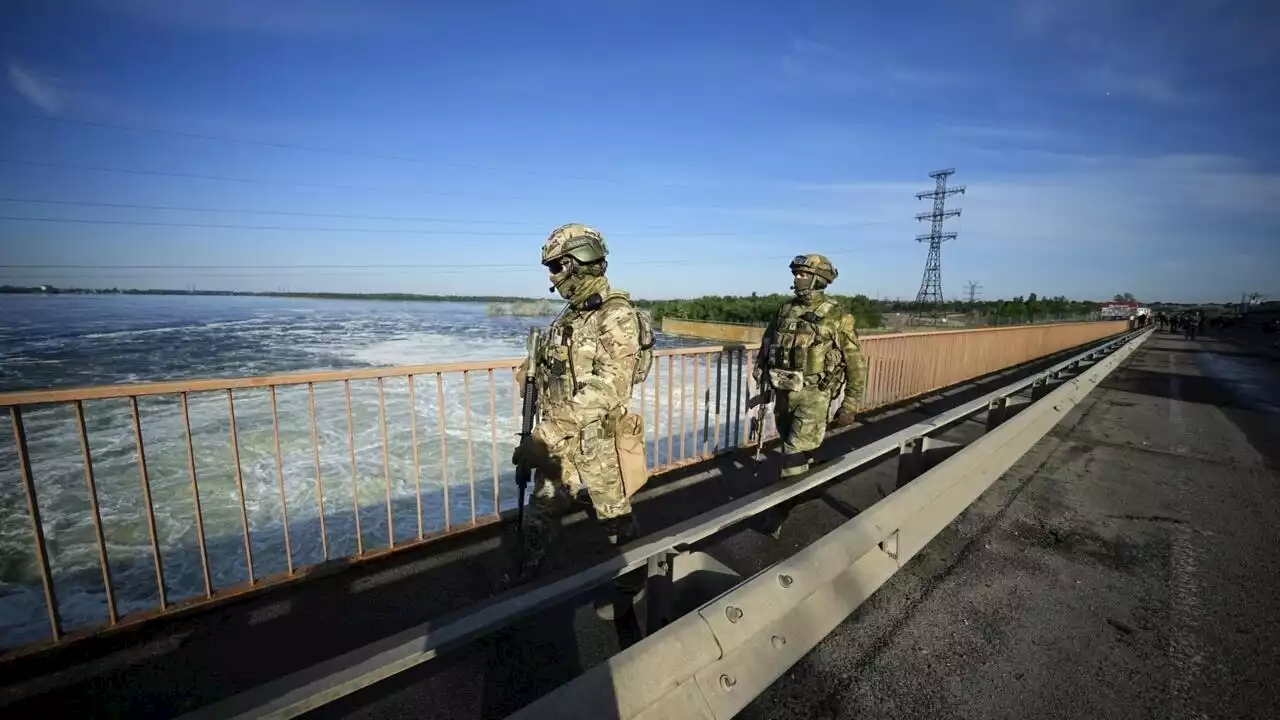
left=512, top=223, right=648, bottom=579
left=756, top=254, right=867, bottom=479
left=751, top=255, right=866, bottom=538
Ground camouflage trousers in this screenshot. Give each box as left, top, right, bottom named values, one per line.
left=773, top=387, right=833, bottom=479
left=520, top=426, right=637, bottom=572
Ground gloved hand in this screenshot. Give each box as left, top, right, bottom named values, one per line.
left=752, top=365, right=763, bottom=386
left=511, top=435, right=560, bottom=477
left=832, top=407, right=858, bottom=428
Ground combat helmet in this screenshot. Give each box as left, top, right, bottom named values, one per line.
left=542, top=223, right=608, bottom=266
left=789, top=254, right=838, bottom=284
left=542, top=223, right=609, bottom=300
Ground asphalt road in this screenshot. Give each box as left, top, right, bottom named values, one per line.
left=744, top=332, right=1280, bottom=720
left=0, top=337, right=1111, bottom=719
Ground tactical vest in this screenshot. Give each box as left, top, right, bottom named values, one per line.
left=766, top=298, right=842, bottom=385
left=538, top=291, right=654, bottom=407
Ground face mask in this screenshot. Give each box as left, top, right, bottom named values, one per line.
left=547, top=258, right=579, bottom=299
left=792, top=272, right=816, bottom=299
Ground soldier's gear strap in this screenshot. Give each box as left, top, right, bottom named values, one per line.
left=594, top=291, right=655, bottom=386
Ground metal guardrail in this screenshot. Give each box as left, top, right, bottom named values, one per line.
left=172, top=326, right=1146, bottom=720
left=511, top=327, right=1153, bottom=720
left=0, top=320, right=1127, bottom=657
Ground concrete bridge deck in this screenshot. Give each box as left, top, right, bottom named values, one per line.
left=747, top=332, right=1280, bottom=720
left=5, top=331, right=1277, bottom=718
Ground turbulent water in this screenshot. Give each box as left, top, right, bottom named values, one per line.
left=0, top=294, right=747, bottom=648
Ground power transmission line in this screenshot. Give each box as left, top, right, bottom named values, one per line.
left=0, top=196, right=830, bottom=235
left=0, top=196, right=547, bottom=225
left=0, top=215, right=562, bottom=235
left=14, top=112, right=728, bottom=190
left=0, top=250, right=866, bottom=274
left=964, top=280, right=982, bottom=303
left=1, top=158, right=884, bottom=215
left=0, top=158, right=579, bottom=204
left=0, top=213, right=801, bottom=238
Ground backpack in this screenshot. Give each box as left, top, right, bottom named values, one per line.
left=601, top=292, right=655, bottom=386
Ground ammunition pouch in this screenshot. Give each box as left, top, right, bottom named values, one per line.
left=613, top=410, right=648, bottom=497
left=769, top=368, right=805, bottom=392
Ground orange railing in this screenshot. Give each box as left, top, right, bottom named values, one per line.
left=0, top=320, right=1127, bottom=655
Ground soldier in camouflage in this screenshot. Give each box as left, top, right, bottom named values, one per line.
left=752, top=254, right=867, bottom=537
left=508, top=223, right=648, bottom=589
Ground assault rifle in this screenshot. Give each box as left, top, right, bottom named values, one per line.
left=514, top=327, right=540, bottom=558
left=746, top=365, right=773, bottom=464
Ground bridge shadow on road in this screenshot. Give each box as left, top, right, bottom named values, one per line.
left=0, top=337, right=1121, bottom=719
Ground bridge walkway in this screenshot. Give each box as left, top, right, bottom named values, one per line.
left=747, top=333, right=1280, bottom=719
left=0, top=339, right=1118, bottom=718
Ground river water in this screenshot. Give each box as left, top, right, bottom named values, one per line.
left=0, top=294, right=736, bottom=648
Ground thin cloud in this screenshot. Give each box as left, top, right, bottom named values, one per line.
left=1000, top=0, right=1274, bottom=106
left=7, top=63, right=66, bottom=113
left=767, top=155, right=1278, bottom=302
left=729, top=153, right=1280, bottom=259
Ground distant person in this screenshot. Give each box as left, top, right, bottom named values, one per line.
left=505, top=223, right=653, bottom=611
left=751, top=254, right=867, bottom=538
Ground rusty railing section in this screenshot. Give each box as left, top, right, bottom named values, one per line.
left=179, top=392, right=213, bottom=598
left=225, top=390, right=255, bottom=584
left=0, top=321, right=1127, bottom=656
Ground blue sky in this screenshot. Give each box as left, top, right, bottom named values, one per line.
left=0, top=0, right=1276, bottom=303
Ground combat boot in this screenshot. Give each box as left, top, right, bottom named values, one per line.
left=493, top=556, right=542, bottom=594
left=594, top=513, right=645, bottom=620
left=752, top=461, right=814, bottom=539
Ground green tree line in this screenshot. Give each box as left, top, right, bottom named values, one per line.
left=638, top=293, right=1103, bottom=329
left=636, top=293, right=885, bottom=328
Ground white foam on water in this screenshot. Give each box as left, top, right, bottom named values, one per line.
left=78, top=318, right=268, bottom=340
left=346, top=333, right=523, bottom=368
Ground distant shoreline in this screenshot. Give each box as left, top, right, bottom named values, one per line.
left=0, top=286, right=545, bottom=304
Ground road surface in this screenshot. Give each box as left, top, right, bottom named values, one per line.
left=745, top=332, right=1280, bottom=720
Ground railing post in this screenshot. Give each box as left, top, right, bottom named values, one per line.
left=1030, top=376, right=1050, bottom=401
left=985, top=396, right=1009, bottom=433
left=897, top=435, right=963, bottom=487
left=10, top=407, right=62, bottom=641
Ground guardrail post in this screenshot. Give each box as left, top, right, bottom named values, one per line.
left=644, top=551, right=741, bottom=636
left=643, top=551, right=676, bottom=635
left=897, top=436, right=963, bottom=487
left=1030, top=376, right=1050, bottom=401
left=897, top=437, right=924, bottom=487
left=985, top=396, right=1009, bottom=432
